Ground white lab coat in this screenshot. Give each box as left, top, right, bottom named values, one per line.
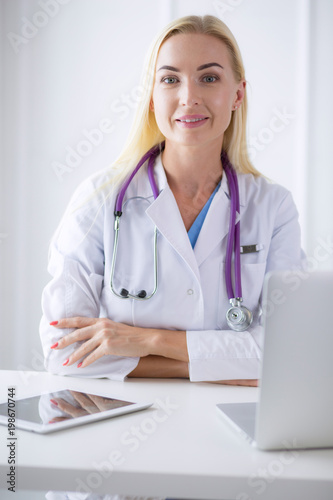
left=40, top=154, right=304, bottom=381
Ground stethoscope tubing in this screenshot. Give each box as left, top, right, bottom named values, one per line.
left=113, top=144, right=244, bottom=302
left=223, top=153, right=242, bottom=300
left=110, top=214, right=159, bottom=301
left=111, top=144, right=161, bottom=300
left=115, top=145, right=160, bottom=214
left=110, top=143, right=253, bottom=330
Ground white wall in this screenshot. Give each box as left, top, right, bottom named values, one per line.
left=1, top=0, right=332, bottom=371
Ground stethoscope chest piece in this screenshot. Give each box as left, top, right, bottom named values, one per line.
left=226, top=298, right=253, bottom=332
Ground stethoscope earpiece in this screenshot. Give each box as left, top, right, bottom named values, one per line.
left=120, top=288, right=147, bottom=299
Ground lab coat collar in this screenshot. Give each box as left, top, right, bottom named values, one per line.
left=143, top=152, right=247, bottom=208
left=193, top=183, right=231, bottom=267
left=152, top=153, right=168, bottom=191
left=146, top=156, right=200, bottom=281
left=194, top=171, right=247, bottom=266
left=146, top=153, right=248, bottom=276
left=219, top=164, right=246, bottom=208
left=132, top=153, right=168, bottom=200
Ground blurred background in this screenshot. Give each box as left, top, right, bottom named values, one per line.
left=0, top=0, right=332, bottom=371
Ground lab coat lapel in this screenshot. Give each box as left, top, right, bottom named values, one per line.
left=143, top=154, right=248, bottom=279
left=146, top=186, right=201, bottom=282
left=194, top=172, right=246, bottom=267
left=193, top=189, right=230, bottom=267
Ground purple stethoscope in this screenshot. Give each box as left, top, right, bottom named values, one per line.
left=110, top=143, right=253, bottom=332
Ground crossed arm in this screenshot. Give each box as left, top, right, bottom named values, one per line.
left=49, top=316, right=258, bottom=386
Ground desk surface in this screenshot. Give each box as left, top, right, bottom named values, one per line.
left=0, top=370, right=332, bottom=499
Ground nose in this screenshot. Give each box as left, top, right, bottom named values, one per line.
left=179, top=80, right=202, bottom=106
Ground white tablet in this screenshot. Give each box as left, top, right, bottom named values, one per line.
left=0, top=389, right=153, bottom=434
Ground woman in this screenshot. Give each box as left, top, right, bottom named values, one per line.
left=40, top=15, right=304, bottom=385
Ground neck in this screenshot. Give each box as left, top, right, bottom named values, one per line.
left=161, top=140, right=223, bottom=198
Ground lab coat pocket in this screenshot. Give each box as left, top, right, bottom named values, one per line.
left=240, top=262, right=266, bottom=311
left=100, top=284, right=134, bottom=325
left=217, top=262, right=229, bottom=329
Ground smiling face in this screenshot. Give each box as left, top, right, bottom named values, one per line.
left=150, top=33, right=245, bottom=150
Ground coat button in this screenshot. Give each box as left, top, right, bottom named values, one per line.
left=187, top=289, right=194, bottom=295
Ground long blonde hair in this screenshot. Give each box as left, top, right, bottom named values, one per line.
left=110, top=14, right=260, bottom=189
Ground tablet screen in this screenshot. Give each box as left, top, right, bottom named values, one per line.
left=0, top=390, right=134, bottom=425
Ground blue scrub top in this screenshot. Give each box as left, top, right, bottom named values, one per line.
left=187, top=181, right=221, bottom=248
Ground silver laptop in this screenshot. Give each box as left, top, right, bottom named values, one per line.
left=217, top=270, right=333, bottom=450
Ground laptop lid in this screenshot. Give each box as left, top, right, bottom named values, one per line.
left=255, top=270, right=333, bottom=450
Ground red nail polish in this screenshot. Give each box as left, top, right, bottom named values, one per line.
left=63, top=359, right=69, bottom=366
left=50, top=342, right=58, bottom=349
left=50, top=321, right=58, bottom=326
left=50, top=399, right=58, bottom=406
left=77, top=362, right=83, bottom=368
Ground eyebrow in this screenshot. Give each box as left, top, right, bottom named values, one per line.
left=157, top=62, right=224, bottom=72
left=197, top=62, right=224, bottom=71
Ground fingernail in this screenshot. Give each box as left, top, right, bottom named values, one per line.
left=77, top=362, right=83, bottom=368
left=50, top=342, right=58, bottom=349
left=50, top=399, right=58, bottom=406
left=63, top=359, right=69, bottom=366
left=50, top=321, right=58, bottom=326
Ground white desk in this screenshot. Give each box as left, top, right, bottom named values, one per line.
left=0, top=370, right=332, bottom=499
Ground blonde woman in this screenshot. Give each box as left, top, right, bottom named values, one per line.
left=40, top=15, right=304, bottom=386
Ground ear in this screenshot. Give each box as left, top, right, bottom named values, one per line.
left=233, top=80, right=246, bottom=110
left=149, top=97, right=154, bottom=112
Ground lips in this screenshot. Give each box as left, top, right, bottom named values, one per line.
left=176, top=114, right=208, bottom=123
left=175, top=114, right=209, bottom=129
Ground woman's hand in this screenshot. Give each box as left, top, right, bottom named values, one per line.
left=50, top=317, right=158, bottom=368
left=48, top=390, right=131, bottom=423
left=49, top=318, right=257, bottom=386
left=213, top=379, right=259, bottom=387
